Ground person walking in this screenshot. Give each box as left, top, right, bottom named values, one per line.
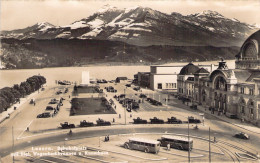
left=167, top=143, right=170, bottom=151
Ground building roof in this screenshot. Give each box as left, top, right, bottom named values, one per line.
left=194, top=68, right=209, bottom=74
left=179, top=62, right=200, bottom=75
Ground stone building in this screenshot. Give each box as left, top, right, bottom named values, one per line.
left=177, top=30, right=260, bottom=126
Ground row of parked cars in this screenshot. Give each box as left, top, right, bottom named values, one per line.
left=146, top=98, right=163, bottom=106
left=60, top=118, right=111, bottom=129
left=37, top=98, right=64, bottom=118
left=133, top=116, right=201, bottom=124
left=114, top=94, right=140, bottom=112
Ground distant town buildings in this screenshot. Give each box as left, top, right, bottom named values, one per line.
left=177, top=30, right=260, bottom=126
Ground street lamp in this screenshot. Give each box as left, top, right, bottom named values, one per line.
left=124, top=89, right=126, bottom=125
left=188, top=120, right=190, bottom=163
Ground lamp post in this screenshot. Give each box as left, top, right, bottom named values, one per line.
left=209, top=127, right=211, bottom=163
left=12, top=126, right=15, bottom=163
left=188, top=120, right=190, bottom=163
left=124, top=89, right=126, bottom=125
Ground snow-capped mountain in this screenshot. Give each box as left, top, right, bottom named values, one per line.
left=1, top=5, right=259, bottom=47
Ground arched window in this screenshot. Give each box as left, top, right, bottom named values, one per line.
left=214, top=76, right=227, bottom=91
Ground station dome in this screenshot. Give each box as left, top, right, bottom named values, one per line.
left=240, top=30, right=260, bottom=59
left=179, top=62, right=200, bottom=75
left=235, top=30, right=260, bottom=69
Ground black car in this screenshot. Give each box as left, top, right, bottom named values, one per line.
left=234, top=132, right=250, bottom=139
left=188, top=116, right=201, bottom=123
left=96, top=118, right=111, bottom=126
left=133, top=117, right=147, bottom=124
left=139, top=94, right=147, bottom=98
left=133, top=87, right=141, bottom=91
left=168, top=117, right=182, bottom=124
left=37, top=112, right=51, bottom=118
left=150, top=117, right=164, bottom=124
left=125, top=84, right=131, bottom=87
left=60, top=122, right=76, bottom=129
left=80, top=120, right=94, bottom=127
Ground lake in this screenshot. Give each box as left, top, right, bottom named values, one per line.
left=0, top=60, right=235, bottom=89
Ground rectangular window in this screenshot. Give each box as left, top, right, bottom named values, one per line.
left=166, top=83, right=169, bottom=88
left=241, top=87, right=245, bottom=94
left=249, top=88, right=254, bottom=95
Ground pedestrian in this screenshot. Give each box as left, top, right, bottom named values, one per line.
left=113, top=118, right=115, bottom=122
left=27, top=127, right=29, bottom=132
left=119, top=114, right=121, bottom=118
left=167, top=143, right=170, bottom=151
left=34, top=102, right=36, bottom=106
left=214, top=137, right=216, bottom=143
left=115, top=105, right=116, bottom=109
left=130, top=114, right=132, bottom=118
left=69, top=95, right=70, bottom=98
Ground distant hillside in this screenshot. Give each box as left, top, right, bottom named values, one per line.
left=0, top=38, right=240, bottom=69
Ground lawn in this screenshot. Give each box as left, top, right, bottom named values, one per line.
left=70, top=98, right=116, bottom=116
left=74, top=86, right=100, bottom=93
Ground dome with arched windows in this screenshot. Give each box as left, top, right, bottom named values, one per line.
left=236, top=30, right=260, bottom=69
left=179, top=62, right=200, bottom=75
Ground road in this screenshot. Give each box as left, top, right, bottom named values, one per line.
left=0, top=82, right=260, bottom=162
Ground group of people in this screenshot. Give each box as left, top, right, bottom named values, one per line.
left=105, top=135, right=110, bottom=142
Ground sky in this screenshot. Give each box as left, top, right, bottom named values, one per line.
left=1, top=0, right=260, bottom=31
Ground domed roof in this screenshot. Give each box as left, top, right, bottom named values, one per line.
left=238, top=30, right=260, bottom=59
left=179, top=62, right=200, bottom=75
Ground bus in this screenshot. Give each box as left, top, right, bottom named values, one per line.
left=124, top=138, right=160, bottom=154
left=158, top=135, right=193, bottom=151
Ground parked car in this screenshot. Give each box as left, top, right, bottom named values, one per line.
left=125, top=84, right=131, bottom=87
left=150, top=117, right=164, bottom=124
left=234, top=132, right=250, bottom=139
left=80, top=120, right=94, bottom=127
left=96, top=118, right=111, bottom=126
left=188, top=116, right=201, bottom=123
left=168, top=117, right=182, bottom=124
left=37, top=112, right=51, bottom=118
left=133, top=87, right=141, bottom=91
left=60, top=122, right=75, bottom=129
left=139, top=94, right=147, bottom=98
left=56, top=90, right=62, bottom=95
left=133, top=117, right=147, bottom=124
left=190, top=105, right=197, bottom=110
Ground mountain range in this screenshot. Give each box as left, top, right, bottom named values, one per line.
left=0, top=5, right=259, bottom=69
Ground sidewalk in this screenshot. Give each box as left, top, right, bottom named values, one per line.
left=196, top=105, right=260, bottom=134
left=0, top=87, right=45, bottom=124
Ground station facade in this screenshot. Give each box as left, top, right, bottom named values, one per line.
left=177, top=30, right=260, bottom=126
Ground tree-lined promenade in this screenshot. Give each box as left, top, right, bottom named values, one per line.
left=0, top=75, right=46, bottom=113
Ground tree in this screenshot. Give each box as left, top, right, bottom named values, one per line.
left=0, top=97, right=9, bottom=112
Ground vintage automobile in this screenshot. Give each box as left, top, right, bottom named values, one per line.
left=96, top=118, right=111, bottom=126
left=133, top=117, right=147, bottom=124
left=150, top=117, right=164, bottom=124
left=79, top=120, right=94, bottom=127
left=139, top=94, right=147, bottom=98
left=167, top=117, right=182, bottom=124
left=37, top=112, right=51, bottom=118
left=188, top=116, right=201, bottom=123
left=60, top=122, right=76, bottom=129
left=234, top=132, right=250, bottom=140
left=56, top=90, right=62, bottom=95
left=133, top=87, right=141, bottom=91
